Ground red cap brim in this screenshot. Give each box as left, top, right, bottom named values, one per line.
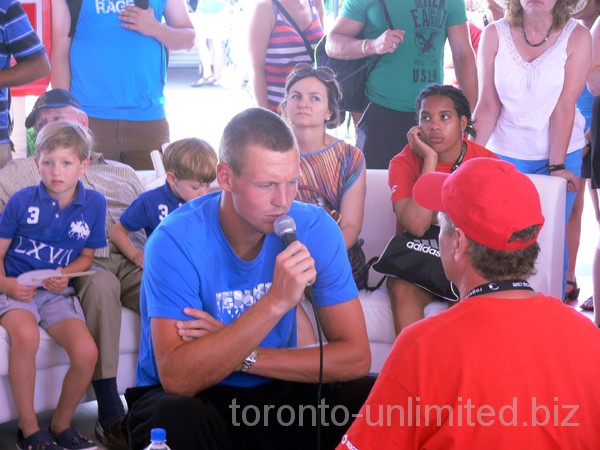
left=413, top=171, right=451, bottom=213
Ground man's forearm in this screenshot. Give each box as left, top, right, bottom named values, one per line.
left=0, top=54, right=50, bottom=89
left=152, top=23, right=195, bottom=51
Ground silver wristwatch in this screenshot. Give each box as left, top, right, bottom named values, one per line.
left=240, top=349, right=258, bottom=373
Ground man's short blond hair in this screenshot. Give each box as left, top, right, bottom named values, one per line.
left=34, top=120, right=93, bottom=161
left=162, top=138, right=218, bottom=183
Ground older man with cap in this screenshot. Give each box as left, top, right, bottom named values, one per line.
left=0, top=88, right=144, bottom=450
left=338, top=158, right=600, bottom=449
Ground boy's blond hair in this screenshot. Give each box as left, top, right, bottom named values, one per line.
left=162, top=138, right=218, bottom=183
left=34, top=120, right=93, bottom=161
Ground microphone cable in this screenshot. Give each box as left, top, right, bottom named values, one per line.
left=305, top=289, right=323, bottom=450
left=273, top=214, right=324, bottom=450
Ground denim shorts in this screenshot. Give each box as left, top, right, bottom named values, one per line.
left=0, top=287, right=85, bottom=330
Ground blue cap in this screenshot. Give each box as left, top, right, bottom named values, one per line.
left=150, top=428, right=166, bottom=441
left=25, top=89, right=81, bottom=128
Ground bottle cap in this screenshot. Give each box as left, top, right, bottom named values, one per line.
left=151, top=428, right=166, bottom=441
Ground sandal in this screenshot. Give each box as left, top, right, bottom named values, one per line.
left=191, top=78, right=207, bottom=87
left=564, top=280, right=580, bottom=302
left=580, top=296, right=594, bottom=311
left=51, top=427, right=97, bottom=450
left=17, top=429, right=62, bottom=450
left=190, top=76, right=221, bottom=88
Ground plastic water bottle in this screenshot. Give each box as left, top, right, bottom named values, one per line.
left=143, top=428, right=172, bottom=450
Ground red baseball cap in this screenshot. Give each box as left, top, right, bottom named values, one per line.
left=413, top=158, right=545, bottom=252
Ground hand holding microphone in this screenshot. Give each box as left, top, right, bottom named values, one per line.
left=274, top=215, right=316, bottom=304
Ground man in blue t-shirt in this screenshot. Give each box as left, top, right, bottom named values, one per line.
left=124, top=107, right=374, bottom=450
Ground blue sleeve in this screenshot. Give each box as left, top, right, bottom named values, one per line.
left=84, top=192, right=107, bottom=249
left=0, top=193, right=19, bottom=239
left=142, top=226, right=202, bottom=321
left=4, top=0, right=46, bottom=62
left=120, top=193, right=151, bottom=232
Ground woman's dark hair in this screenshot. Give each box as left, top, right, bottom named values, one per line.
left=280, top=68, right=344, bottom=129
left=415, top=84, right=476, bottom=138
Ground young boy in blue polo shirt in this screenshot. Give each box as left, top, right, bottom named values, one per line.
left=109, top=138, right=217, bottom=268
left=0, top=121, right=106, bottom=450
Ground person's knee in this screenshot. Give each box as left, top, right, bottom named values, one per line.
left=387, top=278, right=428, bottom=303
left=7, top=319, right=40, bottom=354
left=77, top=270, right=121, bottom=316
left=70, top=336, right=98, bottom=373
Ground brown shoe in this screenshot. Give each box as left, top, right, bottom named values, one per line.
left=94, top=420, right=128, bottom=450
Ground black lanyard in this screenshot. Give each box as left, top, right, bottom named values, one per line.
left=464, top=280, right=534, bottom=299
left=450, top=141, right=467, bottom=173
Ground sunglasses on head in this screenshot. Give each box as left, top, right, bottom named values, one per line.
left=291, top=63, right=336, bottom=83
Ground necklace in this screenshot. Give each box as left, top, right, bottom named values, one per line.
left=521, top=24, right=552, bottom=47
left=450, top=141, right=467, bottom=173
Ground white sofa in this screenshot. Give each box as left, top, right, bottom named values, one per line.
left=0, top=169, right=566, bottom=424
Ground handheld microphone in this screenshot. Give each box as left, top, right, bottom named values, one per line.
left=274, top=215, right=315, bottom=303
left=275, top=215, right=324, bottom=449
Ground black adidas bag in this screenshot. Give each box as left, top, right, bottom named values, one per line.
left=372, top=225, right=458, bottom=301
left=314, top=0, right=393, bottom=113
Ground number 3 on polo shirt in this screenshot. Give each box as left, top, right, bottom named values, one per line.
left=27, top=207, right=40, bottom=224
left=158, top=204, right=168, bottom=221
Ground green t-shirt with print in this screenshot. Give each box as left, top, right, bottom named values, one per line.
left=341, top=0, right=467, bottom=112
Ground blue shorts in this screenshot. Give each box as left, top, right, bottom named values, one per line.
left=0, top=287, right=85, bottom=330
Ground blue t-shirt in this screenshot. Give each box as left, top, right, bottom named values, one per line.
left=576, top=86, right=593, bottom=131
left=69, top=0, right=168, bottom=121
left=0, top=181, right=107, bottom=277
left=136, top=192, right=358, bottom=388
left=120, top=182, right=182, bottom=237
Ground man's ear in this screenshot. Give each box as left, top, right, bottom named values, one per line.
left=79, top=112, right=89, bottom=128
left=455, top=227, right=468, bottom=257
left=165, top=171, right=176, bottom=187
left=216, top=162, right=233, bottom=192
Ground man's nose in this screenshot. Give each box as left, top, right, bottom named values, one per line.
left=273, top=185, right=290, bottom=207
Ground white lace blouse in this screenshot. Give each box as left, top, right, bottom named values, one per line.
left=486, top=18, right=585, bottom=160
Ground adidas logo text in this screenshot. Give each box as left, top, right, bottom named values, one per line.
left=406, top=240, right=440, bottom=257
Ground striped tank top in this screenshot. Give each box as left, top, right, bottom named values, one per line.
left=265, top=0, right=324, bottom=112
left=297, top=140, right=365, bottom=212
